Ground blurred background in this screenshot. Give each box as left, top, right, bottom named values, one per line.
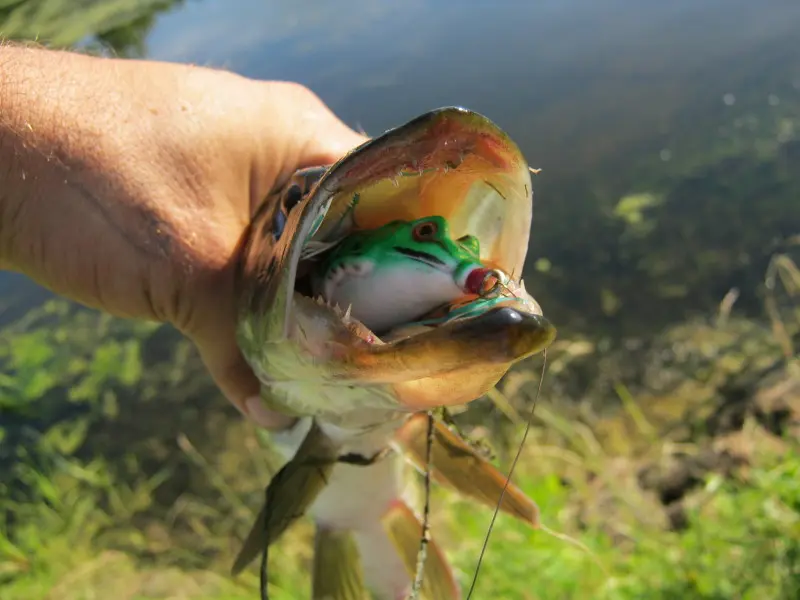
left=1, top=1, right=799, bottom=598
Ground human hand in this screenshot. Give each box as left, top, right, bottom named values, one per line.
left=0, top=46, right=367, bottom=429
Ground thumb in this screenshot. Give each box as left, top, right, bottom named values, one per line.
left=198, top=83, right=366, bottom=430
left=268, top=81, right=369, bottom=173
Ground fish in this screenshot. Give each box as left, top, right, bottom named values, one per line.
left=231, top=107, right=556, bottom=599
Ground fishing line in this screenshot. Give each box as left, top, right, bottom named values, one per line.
left=259, top=484, right=270, bottom=600
left=465, top=349, right=548, bottom=600
left=258, top=461, right=332, bottom=600
left=410, top=410, right=435, bottom=599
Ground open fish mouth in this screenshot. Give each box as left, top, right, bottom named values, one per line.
left=235, top=107, right=556, bottom=418
left=231, top=108, right=556, bottom=600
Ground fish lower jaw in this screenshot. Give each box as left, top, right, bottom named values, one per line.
left=298, top=289, right=378, bottom=348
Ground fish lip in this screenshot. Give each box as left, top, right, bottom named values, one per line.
left=505, top=309, right=558, bottom=356
left=453, top=306, right=557, bottom=357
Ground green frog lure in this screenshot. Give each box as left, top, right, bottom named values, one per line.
left=231, top=107, right=556, bottom=599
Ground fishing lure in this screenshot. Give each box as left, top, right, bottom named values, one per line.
left=232, top=107, right=555, bottom=599
left=310, top=215, right=497, bottom=333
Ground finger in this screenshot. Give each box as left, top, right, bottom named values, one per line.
left=210, top=82, right=365, bottom=429
left=193, top=329, right=296, bottom=431
left=293, top=101, right=369, bottom=166
left=264, top=81, right=369, bottom=174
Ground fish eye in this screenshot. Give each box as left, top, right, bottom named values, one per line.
left=284, top=184, right=303, bottom=211
left=412, top=220, right=439, bottom=241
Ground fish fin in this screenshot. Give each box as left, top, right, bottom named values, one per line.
left=231, top=503, right=267, bottom=576
left=312, top=527, right=371, bottom=600
left=382, top=499, right=461, bottom=600
left=308, top=441, right=411, bottom=599
left=394, top=414, right=540, bottom=527
left=231, top=422, right=338, bottom=576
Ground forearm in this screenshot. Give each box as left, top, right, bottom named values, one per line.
left=0, top=44, right=104, bottom=273
left=0, top=45, right=182, bottom=306
left=0, top=43, right=255, bottom=322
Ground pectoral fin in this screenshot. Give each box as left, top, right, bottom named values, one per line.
left=232, top=421, right=338, bottom=576
left=394, top=414, right=540, bottom=527
left=382, top=500, right=461, bottom=600
left=312, top=527, right=371, bottom=600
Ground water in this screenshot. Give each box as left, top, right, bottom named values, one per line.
left=3, top=0, right=800, bottom=334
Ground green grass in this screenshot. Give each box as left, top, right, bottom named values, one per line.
left=0, top=257, right=798, bottom=600
left=1, top=422, right=798, bottom=599
left=1, top=0, right=184, bottom=56
left=1, top=301, right=798, bottom=599
left=1, top=251, right=798, bottom=600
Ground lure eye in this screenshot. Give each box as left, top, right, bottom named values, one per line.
left=412, top=220, right=439, bottom=241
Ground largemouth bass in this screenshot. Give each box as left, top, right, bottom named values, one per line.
left=231, top=107, right=556, bottom=599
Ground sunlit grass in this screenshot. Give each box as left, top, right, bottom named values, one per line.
left=2, top=252, right=799, bottom=599
left=2, top=426, right=798, bottom=600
